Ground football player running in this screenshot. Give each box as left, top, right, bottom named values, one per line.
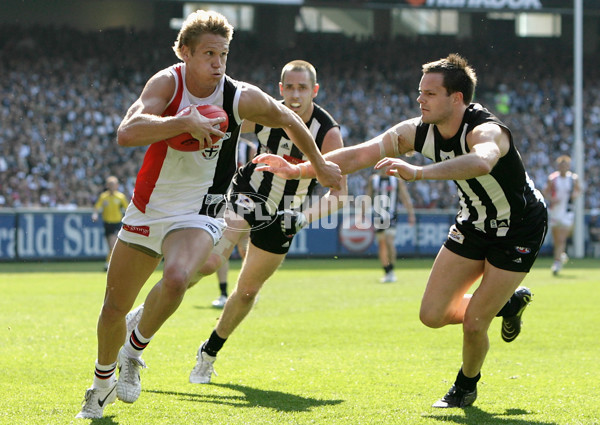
left=254, top=54, right=547, bottom=408
left=76, top=12, right=340, bottom=419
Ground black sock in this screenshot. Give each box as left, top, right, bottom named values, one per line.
left=203, top=330, right=227, bottom=357
left=383, top=264, right=393, bottom=274
left=219, top=282, right=228, bottom=297
left=455, top=368, right=480, bottom=392
left=496, top=293, right=518, bottom=317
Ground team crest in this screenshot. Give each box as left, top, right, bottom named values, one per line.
left=515, top=246, right=531, bottom=254
left=201, top=140, right=222, bottom=160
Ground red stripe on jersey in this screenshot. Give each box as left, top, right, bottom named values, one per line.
left=131, top=64, right=185, bottom=213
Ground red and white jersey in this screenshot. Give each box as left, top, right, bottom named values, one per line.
left=129, top=63, right=245, bottom=218
left=548, top=171, right=575, bottom=216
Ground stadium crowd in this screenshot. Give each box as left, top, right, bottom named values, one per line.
left=1, top=25, right=599, bottom=211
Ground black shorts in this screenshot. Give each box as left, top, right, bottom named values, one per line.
left=103, top=222, right=122, bottom=238
left=228, top=188, right=295, bottom=255
left=444, top=206, right=548, bottom=273
left=375, top=214, right=397, bottom=234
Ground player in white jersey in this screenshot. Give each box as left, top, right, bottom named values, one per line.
left=255, top=54, right=547, bottom=409
left=367, top=170, right=415, bottom=282
left=76, top=11, right=341, bottom=419
left=543, top=155, right=581, bottom=275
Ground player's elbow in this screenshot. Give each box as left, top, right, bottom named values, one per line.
left=472, top=156, right=496, bottom=176
left=117, top=127, right=134, bottom=147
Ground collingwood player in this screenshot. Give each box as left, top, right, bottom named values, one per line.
left=367, top=170, right=415, bottom=282
left=254, top=54, right=547, bottom=408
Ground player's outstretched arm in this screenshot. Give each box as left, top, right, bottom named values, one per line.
left=238, top=84, right=341, bottom=190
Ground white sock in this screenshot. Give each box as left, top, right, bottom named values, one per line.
left=124, top=326, right=152, bottom=358
left=93, top=360, right=117, bottom=389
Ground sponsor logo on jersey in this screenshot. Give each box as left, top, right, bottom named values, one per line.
left=515, top=246, right=531, bottom=254
left=234, top=193, right=255, bottom=211
left=281, top=142, right=290, bottom=150
left=123, top=224, right=150, bottom=237
left=448, top=225, right=465, bottom=244
left=204, top=194, right=225, bottom=205
left=490, top=219, right=509, bottom=228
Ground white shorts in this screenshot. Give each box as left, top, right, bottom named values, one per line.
left=118, top=205, right=226, bottom=256
left=549, top=210, right=574, bottom=228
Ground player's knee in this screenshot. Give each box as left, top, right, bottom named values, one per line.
left=162, top=265, right=191, bottom=297
left=235, top=286, right=261, bottom=304
left=200, top=254, right=222, bottom=276
left=419, top=306, right=445, bottom=329
left=462, top=313, right=488, bottom=336
left=100, top=299, right=129, bottom=323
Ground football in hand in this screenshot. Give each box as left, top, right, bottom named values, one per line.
left=166, top=104, right=229, bottom=152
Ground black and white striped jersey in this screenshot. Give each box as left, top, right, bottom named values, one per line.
left=235, top=102, right=339, bottom=214
left=413, top=103, right=545, bottom=237
left=370, top=174, right=399, bottom=218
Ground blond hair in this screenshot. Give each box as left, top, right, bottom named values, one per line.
left=172, top=10, right=234, bottom=60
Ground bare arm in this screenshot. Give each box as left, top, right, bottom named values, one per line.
left=397, top=180, right=416, bottom=225
left=299, top=126, right=348, bottom=223
left=376, top=122, right=508, bottom=182
left=117, top=71, right=226, bottom=148
left=238, top=85, right=341, bottom=189
left=253, top=118, right=418, bottom=180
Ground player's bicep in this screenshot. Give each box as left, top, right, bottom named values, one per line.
left=122, top=71, right=175, bottom=122
left=238, top=86, right=291, bottom=129
left=386, top=118, right=418, bottom=156
left=320, top=127, right=344, bottom=155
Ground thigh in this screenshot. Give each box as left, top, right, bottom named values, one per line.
left=235, top=242, right=286, bottom=292
left=421, top=246, right=485, bottom=317
left=105, top=239, right=162, bottom=310
left=162, top=228, right=216, bottom=279
left=467, top=261, right=527, bottom=323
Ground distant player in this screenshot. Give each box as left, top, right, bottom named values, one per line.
left=367, top=170, right=415, bottom=282
left=92, top=176, right=128, bottom=271
left=543, top=155, right=581, bottom=275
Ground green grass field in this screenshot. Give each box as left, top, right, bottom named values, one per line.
left=0, top=257, right=598, bottom=425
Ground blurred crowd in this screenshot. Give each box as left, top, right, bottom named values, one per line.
left=1, top=25, right=599, bottom=211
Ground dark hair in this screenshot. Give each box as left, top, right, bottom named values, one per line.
left=422, top=53, right=477, bottom=105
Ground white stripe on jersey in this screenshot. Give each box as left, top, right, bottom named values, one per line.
left=249, top=118, right=322, bottom=214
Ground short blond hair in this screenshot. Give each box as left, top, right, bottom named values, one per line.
left=172, top=10, right=234, bottom=60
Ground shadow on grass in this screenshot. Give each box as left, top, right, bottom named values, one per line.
left=424, top=406, right=558, bottom=425
left=89, top=415, right=119, bottom=424
left=145, top=383, right=344, bottom=412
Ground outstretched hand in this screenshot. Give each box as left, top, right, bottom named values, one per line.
left=375, top=157, right=422, bottom=182
left=253, top=154, right=301, bottom=179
